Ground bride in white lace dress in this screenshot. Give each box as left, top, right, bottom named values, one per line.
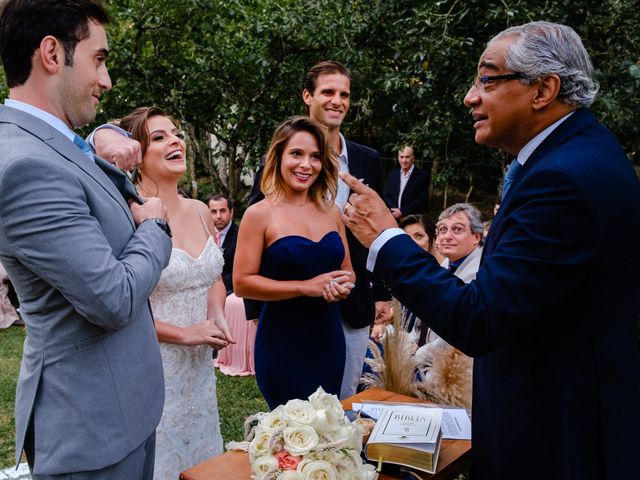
left=117, top=107, right=233, bottom=480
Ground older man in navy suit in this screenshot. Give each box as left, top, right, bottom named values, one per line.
left=342, top=22, right=640, bottom=479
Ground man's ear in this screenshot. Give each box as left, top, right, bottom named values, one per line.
left=302, top=89, right=312, bottom=107
left=532, top=74, right=561, bottom=111
left=38, top=35, right=64, bottom=74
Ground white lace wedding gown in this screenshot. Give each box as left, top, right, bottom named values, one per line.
left=150, top=235, right=225, bottom=480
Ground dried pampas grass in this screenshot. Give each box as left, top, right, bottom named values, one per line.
left=360, top=299, right=420, bottom=398
left=414, top=339, right=472, bottom=409
left=360, top=298, right=473, bottom=409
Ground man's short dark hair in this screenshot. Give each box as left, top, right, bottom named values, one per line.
left=0, top=0, right=110, bottom=88
left=302, top=61, right=352, bottom=95
left=206, top=193, right=234, bottom=211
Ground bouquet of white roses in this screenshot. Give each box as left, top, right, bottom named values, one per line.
left=231, top=387, right=378, bottom=480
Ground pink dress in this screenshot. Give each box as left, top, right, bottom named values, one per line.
left=214, top=293, right=257, bottom=376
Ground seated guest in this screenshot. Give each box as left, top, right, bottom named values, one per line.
left=436, top=203, right=483, bottom=281
left=207, top=194, right=237, bottom=295
left=383, top=146, right=429, bottom=220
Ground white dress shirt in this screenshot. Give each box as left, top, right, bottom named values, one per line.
left=398, top=164, right=414, bottom=208
left=334, top=134, right=350, bottom=211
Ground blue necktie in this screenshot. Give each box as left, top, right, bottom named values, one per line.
left=73, top=134, right=95, bottom=162
left=501, top=159, right=521, bottom=200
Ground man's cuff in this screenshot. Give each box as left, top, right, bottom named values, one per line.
left=366, top=228, right=405, bottom=272
left=86, top=124, right=131, bottom=149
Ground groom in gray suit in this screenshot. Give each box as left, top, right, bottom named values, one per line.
left=0, top=1, right=172, bottom=478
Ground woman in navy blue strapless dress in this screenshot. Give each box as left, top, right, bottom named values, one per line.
left=234, top=117, right=355, bottom=409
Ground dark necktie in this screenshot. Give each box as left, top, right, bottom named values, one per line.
left=501, top=159, right=522, bottom=200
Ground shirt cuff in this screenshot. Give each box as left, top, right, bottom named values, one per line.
left=86, top=124, right=132, bottom=149
left=366, top=228, right=405, bottom=272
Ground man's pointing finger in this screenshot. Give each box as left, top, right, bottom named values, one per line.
left=339, top=171, right=368, bottom=194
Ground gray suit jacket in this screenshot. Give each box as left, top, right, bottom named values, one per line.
left=0, top=106, right=172, bottom=475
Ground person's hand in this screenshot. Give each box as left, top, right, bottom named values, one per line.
left=300, top=270, right=353, bottom=298
left=93, top=127, right=142, bottom=171
left=390, top=208, right=402, bottom=219
left=181, top=320, right=229, bottom=349
left=210, top=314, right=236, bottom=345
left=370, top=323, right=387, bottom=342
left=322, top=272, right=355, bottom=303
left=375, top=301, right=392, bottom=324
left=340, top=172, right=398, bottom=248
left=129, top=197, right=167, bottom=226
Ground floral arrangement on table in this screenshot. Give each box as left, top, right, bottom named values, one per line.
left=227, top=387, right=378, bottom=480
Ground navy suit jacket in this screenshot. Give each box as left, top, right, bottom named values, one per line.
left=373, top=109, right=640, bottom=479
left=220, top=222, right=238, bottom=295
left=383, top=166, right=429, bottom=216
left=244, top=140, right=389, bottom=327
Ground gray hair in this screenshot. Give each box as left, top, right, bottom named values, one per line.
left=492, top=21, right=599, bottom=108
left=438, top=203, right=484, bottom=235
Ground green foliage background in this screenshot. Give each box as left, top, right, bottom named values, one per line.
left=1, top=0, right=638, bottom=205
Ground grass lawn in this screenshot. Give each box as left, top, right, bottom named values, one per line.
left=0, top=326, right=23, bottom=468
left=0, top=325, right=267, bottom=469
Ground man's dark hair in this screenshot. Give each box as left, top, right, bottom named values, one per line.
left=0, top=0, right=110, bottom=88
left=207, top=193, right=234, bottom=211
left=302, top=60, right=352, bottom=95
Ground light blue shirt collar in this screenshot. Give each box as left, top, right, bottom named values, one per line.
left=4, top=99, right=76, bottom=142
left=516, top=111, right=575, bottom=166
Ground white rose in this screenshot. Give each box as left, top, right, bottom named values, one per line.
left=283, top=425, right=319, bottom=456
left=308, top=388, right=346, bottom=428
left=278, top=471, right=303, bottom=480
left=340, top=468, right=378, bottom=480
left=252, top=454, right=279, bottom=476
left=299, top=460, right=339, bottom=480
left=328, top=448, right=361, bottom=471
left=283, top=399, right=318, bottom=426
left=249, top=428, right=274, bottom=462
left=357, top=464, right=379, bottom=480
left=262, top=406, right=287, bottom=431
left=325, top=424, right=362, bottom=451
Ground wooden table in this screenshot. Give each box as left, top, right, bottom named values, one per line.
left=180, top=388, right=471, bottom=480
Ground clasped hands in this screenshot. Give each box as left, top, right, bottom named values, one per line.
left=302, top=270, right=354, bottom=303
left=183, top=317, right=235, bottom=350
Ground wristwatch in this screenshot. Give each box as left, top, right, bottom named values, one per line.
left=148, top=217, right=172, bottom=238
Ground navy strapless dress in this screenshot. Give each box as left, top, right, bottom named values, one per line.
left=255, top=231, right=346, bottom=409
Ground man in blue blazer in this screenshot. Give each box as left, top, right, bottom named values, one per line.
left=383, top=146, right=429, bottom=219
left=341, top=22, right=640, bottom=479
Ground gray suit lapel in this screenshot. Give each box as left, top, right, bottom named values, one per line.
left=45, top=134, right=137, bottom=229
left=0, top=107, right=137, bottom=229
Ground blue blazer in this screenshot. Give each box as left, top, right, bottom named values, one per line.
left=383, top=166, right=429, bottom=216
left=373, top=109, right=640, bottom=479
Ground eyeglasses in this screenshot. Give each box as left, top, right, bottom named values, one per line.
left=471, top=72, right=526, bottom=93
left=436, top=225, right=468, bottom=236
